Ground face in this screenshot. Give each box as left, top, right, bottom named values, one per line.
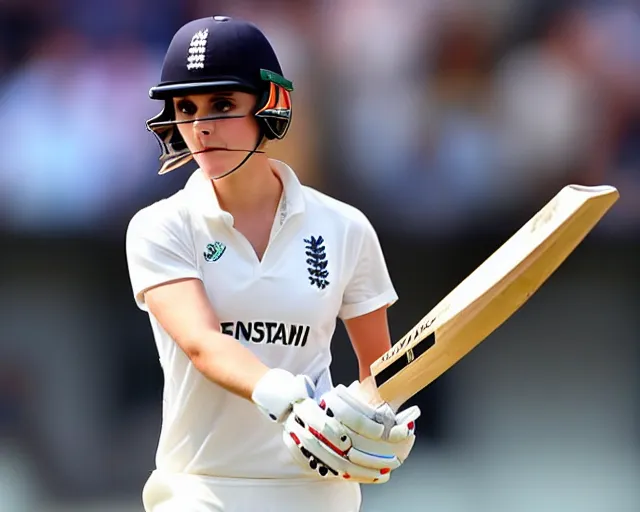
left=173, top=91, right=261, bottom=178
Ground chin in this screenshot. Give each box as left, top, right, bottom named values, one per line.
left=195, top=152, right=242, bottom=179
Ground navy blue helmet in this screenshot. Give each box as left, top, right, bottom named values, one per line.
left=146, top=16, right=294, bottom=175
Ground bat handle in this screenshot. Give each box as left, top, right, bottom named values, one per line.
left=355, top=376, right=391, bottom=410
left=355, top=376, right=405, bottom=414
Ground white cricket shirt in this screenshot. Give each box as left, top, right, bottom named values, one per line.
left=126, top=160, right=397, bottom=479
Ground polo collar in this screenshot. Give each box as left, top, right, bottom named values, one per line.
left=183, top=159, right=306, bottom=224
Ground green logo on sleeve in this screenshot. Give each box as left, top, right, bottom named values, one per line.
left=204, top=241, right=226, bottom=262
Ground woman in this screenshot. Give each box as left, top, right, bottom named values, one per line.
left=126, top=15, right=420, bottom=512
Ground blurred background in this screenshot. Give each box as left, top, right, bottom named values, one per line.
left=1, top=0, right=639, bottom=510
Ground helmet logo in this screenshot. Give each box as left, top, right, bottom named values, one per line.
left=187, top=29, right=209, bottom=71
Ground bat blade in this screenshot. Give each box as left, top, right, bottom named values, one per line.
left=359, top=184, right=619, bottom=411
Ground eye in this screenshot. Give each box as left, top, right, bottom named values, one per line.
left=176, top=100, right=197, bottom=116
left=213, top=99, right=234, bottom=114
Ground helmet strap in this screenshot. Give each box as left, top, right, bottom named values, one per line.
left=211, top=134, right=265, bottom=181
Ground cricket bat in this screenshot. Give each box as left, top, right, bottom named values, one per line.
left=358, top=184, right=619, bottom=411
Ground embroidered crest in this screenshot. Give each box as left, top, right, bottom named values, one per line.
left=187, top=29, right=209, bottom=71
left=204, top=241, right=226, bottom=262
left=304, top=236, right=329, bottom=289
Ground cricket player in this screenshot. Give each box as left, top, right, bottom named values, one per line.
left=126, top=16, right=421, bottom=512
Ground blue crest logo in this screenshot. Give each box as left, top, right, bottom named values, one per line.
left=304, top=235, right=330, bottom=289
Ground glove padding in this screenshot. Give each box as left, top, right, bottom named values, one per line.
left=283, top=398, right=393, bottom=484
left=251, top=368, right=388, bottom=483
left=318, top=381, right=421, bottom=473
left=252, top=369, right=384, bottom=482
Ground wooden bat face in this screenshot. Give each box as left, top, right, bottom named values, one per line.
left=358, top=185, right=619, bottom=411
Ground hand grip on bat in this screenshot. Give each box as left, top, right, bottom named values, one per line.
left=321, top=381, right=421, bottom=443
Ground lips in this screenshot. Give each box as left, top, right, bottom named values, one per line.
left=194, top=147, right=227, bottom=155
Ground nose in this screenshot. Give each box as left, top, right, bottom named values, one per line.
left=193, top=115, right=215, bottom=130
left=193, top=118, right=215, bottom=143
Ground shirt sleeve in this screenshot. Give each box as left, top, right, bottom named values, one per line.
left=125, top=202, right=202, bottom=311
left=338, top=213, right=398, bottom=320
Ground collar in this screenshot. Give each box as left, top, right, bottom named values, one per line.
left=183, top=159, right=306, bottom=225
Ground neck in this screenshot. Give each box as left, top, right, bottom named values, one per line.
left=211, top=155, right=282, bottom=216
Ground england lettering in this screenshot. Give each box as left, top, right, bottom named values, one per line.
left=220, top=321, right=310, bottom=347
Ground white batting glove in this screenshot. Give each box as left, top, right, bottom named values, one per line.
left=318, top=381, right=421, bottom=474
left=251, top=368, right=316, bottom=423
left=252, top=369, right=388, bottom=483
left=282, top=399, right=394, bottom=483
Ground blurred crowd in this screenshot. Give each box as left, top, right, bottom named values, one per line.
left=0, top=0, right=639, bottom=239
left=1, top=1, right=639, bottom=510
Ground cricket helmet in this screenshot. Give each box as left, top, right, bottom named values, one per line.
left=146, top=16, right=294, bottom=174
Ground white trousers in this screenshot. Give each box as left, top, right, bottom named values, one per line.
left=143, top=470, right=362, bottom=512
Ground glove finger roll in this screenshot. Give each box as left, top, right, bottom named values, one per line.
left=283, top=415, right=389, bottom=483
left=292, top=399, right=353, bottom=453
left=320, top=385, right=386, bottom=440
left=387, top=405, right=421, bottom=443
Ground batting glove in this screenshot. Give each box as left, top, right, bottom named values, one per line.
left=318, top=381, right=421, bottom=475
left=282, top=398, right=397, bottom=483
left=251, top=368, right=316, bottom=423
left=252, top=369, right=389, bottom=483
